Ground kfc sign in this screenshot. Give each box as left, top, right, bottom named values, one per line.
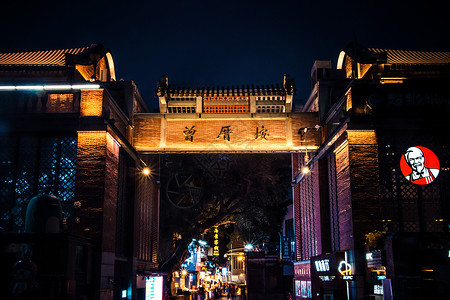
left=400, top=146, right=440, bottom=185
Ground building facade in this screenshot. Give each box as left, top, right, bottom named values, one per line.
left=292, top=43, right=450, bottom=299
left=0, top=44, right=159, bottom=300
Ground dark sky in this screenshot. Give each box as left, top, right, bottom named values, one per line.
left=1, top=0, right=448, bottom=110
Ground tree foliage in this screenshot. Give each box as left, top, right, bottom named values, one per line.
left=364, top=230, right=386, bottom=250
left=157, top=153, right=291, bottom=274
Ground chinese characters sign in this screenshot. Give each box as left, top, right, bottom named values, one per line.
left=183, top=126, right=196, bottom=142
left=132, top=114, right=320, bottom=152
left=255, top=125, right=269, bottom=140
left=213, top=226, right=219, bottom=256
left=217, top=126, right=232, bottom=141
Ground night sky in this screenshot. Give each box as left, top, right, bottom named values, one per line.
left=1, top=0, right=448, bottom=110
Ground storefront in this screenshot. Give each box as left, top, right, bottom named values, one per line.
left=310, top=252, right=355, bottom=300
left=294, top=260, right=312, bottom=299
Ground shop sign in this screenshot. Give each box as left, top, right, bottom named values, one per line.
left=314, top=259, right=330, bottom=272
left=366, top=250, right=383, bottom=268
left=366, top=92, right=450, bottom=109
left=281, top=236, right=292, bottom=260
left=400, top=146, right=440, bottom=185
left=213, top=226, right=219, bottom=256
left=318, top=276, right=335, bottom=282
left=145, top=276, right=163, bottom=300
left=338, top=253, right=354, bottom=281
left=374, top=284, right=383, bottom=295
left=338, top=261, right=352, bottom=276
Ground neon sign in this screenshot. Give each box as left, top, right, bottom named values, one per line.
left=338, top=261, right=352, bottom=276
left=213, top=226, right=219, bottom=256
left=314, top=259, right=330, bottom=272
left=400, top=146, right=440, bottom=185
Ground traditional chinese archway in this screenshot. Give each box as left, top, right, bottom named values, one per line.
left=133, top=113, right=319, bottom=153
left=134, top=75, right=319, bottom=153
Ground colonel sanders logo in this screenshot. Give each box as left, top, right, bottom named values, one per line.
left=400, top=146, right=440, bottom=185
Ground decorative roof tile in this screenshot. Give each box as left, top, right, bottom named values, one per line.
left=156, top=75, right=296, bottom=97
left=369, top=48, right=450, bottom=65
left=0, top=48, right=88, bottom=66
left=166, top=84, right=287, bottom=97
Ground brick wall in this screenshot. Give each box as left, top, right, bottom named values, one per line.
left=334, top=138, right=353, bottom=251
left=133, top=117, right=161, bottom=148
left=347, top=130, right=380, bottom=246
left=74, top=132, right=121, bottom=240
left=75, top=131, right=120, bottom=295
left=75, top=131, right=107, bottom=239
left=80, top=89, right=103, bottom=117
left=102, top=133, right=120, bottom=252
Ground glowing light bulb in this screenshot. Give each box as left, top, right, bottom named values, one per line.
left=302, top=166, right=310, bottom=174
left=142, top=167, right=151, bottom=176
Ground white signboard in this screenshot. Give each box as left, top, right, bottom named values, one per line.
left=145, top=277, right=163, bottom=300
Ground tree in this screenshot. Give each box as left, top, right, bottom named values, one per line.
left=157, top=153, right=291, bottom=275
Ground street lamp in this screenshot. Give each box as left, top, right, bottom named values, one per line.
left=142, top=167, right=151, bottom=176
left=301, top=166, right=310, bottom=174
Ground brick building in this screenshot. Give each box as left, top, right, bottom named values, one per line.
left=292, top=43, right=450, bottom=299
left=0, top=44, right=159, bottom=299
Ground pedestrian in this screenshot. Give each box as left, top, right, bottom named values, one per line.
left=230, top=284, right=235, bottom=299
left=213, top=286, right=220, bottom=299
left=199, top=285, right=205, bottom=300
left=226, top=284, right=231, bottom=299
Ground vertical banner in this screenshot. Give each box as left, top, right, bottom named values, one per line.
left=281, top=236, right=291, bottom=260
left=213, top=226, right=220, bottom=256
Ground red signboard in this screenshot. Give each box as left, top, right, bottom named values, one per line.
left=400, top=146, right=440, bottom=185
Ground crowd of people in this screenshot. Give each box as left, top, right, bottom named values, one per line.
left=190, top=282, right=238, bottom=299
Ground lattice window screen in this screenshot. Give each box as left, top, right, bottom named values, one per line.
left=0, top=134, right=77, bottom=232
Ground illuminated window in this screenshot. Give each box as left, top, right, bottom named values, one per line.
left=203, top=106, right=249, bottom=113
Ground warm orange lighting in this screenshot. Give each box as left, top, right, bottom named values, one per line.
left=80, top=89, right=103, bottom=117
left=302, top=166, right=310, bottom=174
left=237, top=256, right=244, bottom=261
left=380, top=77, right=406, bottom=84
left=142, top=167, right=151, bottom=176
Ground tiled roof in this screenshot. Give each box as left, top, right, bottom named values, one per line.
left=166, top=84, right=288, bottom=97
left=0, top=48, right=88, bottom=66
left=369, top=48, right=450, bottom=65
left=156, top=75, right=296, bottom=97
